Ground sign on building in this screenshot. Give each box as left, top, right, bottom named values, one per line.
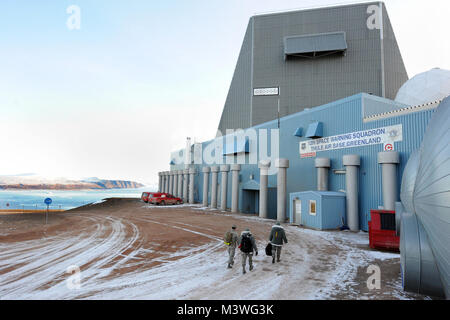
left=300, top=124, right=402, bottom=158
left=253, top=87, right=279, bottom=96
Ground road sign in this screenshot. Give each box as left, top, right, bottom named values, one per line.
left=44, top=198, right=52, bottom=205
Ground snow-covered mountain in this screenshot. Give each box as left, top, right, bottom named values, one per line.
left=0, top=174, right=144, bottom=190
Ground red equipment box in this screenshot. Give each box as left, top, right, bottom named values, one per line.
left=368, top=210, right=399, bottom=251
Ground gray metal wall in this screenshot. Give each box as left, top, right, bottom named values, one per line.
left=217, top=2, right=408, bottom=133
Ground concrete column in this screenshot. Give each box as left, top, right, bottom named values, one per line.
left=158, top=172, right=162, bottom=192
left=202, top=167, right=210, bottom=207
left=378, top=151, right=400, bottom=210
left=168, top=172, right=173, bottom=195
left=343, top=155, right=361, bottom=231
left=189, top=168, right=196, bottom=204
left=315, top=158, right=331, bottom=191
left=165, top=172, right=170, bottom=193
left=220, top=165, right=230, bottom=210
left=210, top=166, right=220, bottom=208
left=183, top=169, right=189, bottom=202
left=177, top=171, right=183, bottom=198
left=163, top=172, right=168, bottom=193
left=173, top=171, right=178, bottom=197
left=259, top=160, right=271, bottom=219
left=276, top=159, right=289, bottom=222
left=231, top=164, right=241, bottom=213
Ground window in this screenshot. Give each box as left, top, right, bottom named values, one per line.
left=309, top=200, right=317, bottom=216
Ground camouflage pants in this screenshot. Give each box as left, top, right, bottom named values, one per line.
left=241, top=252, right=253, bottom=268
left=227, top=245, right=236, bottom=265
left=272, top=245, right=282, bottom=261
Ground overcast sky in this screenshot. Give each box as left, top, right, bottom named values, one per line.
left=0, top=0, right=449, bottom=185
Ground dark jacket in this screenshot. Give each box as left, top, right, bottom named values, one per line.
left=238, top=231, right=258, bottom=253
left=269, top=225, right=288, bottom=246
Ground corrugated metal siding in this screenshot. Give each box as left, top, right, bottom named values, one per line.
left=217, top=2, right=408, bottom=133
left=186, top=94, right=435, bottom=232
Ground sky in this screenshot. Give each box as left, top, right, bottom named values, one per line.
left=0, top=0, right=449, bottom=186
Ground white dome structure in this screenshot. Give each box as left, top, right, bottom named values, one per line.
left=395, top=68, right=450, bottom=106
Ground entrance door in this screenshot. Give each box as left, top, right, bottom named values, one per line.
left=294, top=199, right=302, bottom=225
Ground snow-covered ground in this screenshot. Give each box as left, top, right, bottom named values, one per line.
left=0, top=205, right=421, bottom=300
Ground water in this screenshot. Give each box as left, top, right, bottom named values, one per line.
left=0, top=187, right=154, bottom=210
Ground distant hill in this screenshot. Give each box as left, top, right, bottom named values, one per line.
left=0, top=175, right=144, bottom=190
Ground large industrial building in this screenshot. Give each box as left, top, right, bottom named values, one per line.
left=157, top=2, right=450, bottom=298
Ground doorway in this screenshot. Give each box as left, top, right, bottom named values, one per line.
left=293, top=198, right=302, bottom=225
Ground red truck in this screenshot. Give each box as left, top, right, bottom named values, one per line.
left=149, top=193, right=183, bottom=206
left=141, top=192, right=162, bottom=203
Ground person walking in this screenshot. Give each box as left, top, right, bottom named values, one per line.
left=269, top=222, right=288, bottom=263
left=224, top=225, right=239, bottom=269
left=238, top=228, right=258, bottom=274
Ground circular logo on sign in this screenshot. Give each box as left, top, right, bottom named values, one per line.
left=385, top=143, right=393, bottom=151
left=44, top=198, right=52, bottom=205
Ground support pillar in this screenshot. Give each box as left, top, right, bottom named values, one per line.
left=210, top=166, right=220, bottom=208
left=276, top=159, right=289, bottom=222
left=315, top=158, right=331, bottom=191
left=378, top=151, right=400, bottom=210
left=343, top=155, right=360, bottom=231
left=220, top=165, right=230, bottom=210
left=231, top=164, right=241, bottom=213
left=163, top=172, right=168, bottom=193
left=202, top=167, right=210, bottom=207
left=189, top=167, right=196, bottom=204
left=259, top=160, right=271, bottom=219
left=183, top=169, right=189, bottom=202
left=169, top=172, right=174, bottom=195
left=177, top=171, right=183, bottom=198
left=173, top=170, right=178, bottom=197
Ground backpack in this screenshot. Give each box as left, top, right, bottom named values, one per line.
left=224, top=231, right=233, bottom=245
left=240, top=234, right=253, bottom=253
left=265, top=242, right=272, bottom=256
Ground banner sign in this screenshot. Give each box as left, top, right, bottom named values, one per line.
left=299, top=124, right=402, bottom=158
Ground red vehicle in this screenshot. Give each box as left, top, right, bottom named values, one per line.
left=141, top=192, right=162, bottom=203
left=149, top=193, right=183, bottom=206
